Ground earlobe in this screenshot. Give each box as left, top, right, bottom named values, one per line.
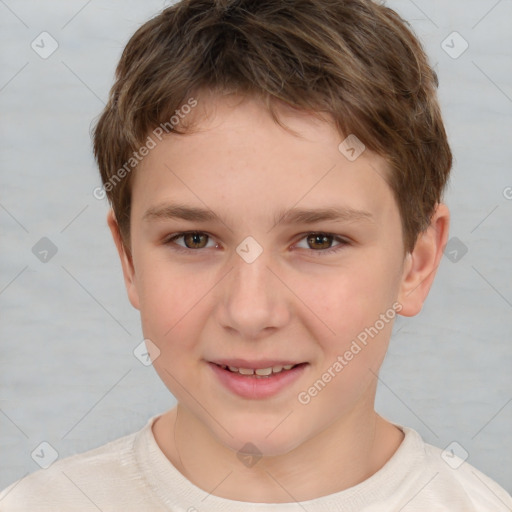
left=106, top=209, right=140, bottom=310
left=397, top=203, right=450, bottom=317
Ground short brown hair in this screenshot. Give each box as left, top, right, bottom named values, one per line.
left=92, top=0, right=452, bottom=254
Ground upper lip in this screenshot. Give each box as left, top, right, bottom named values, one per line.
left=210, top=359, right=306, bottom=369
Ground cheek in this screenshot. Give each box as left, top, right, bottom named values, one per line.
left=298, top=293, right=396, bottom=418
left=135, top=255, right=206, bottom=352
left=137, top=271, right=207, bottom=394
left=300, top=255, right=399, bottom=375
left=303, top=262, right=394, bottom=333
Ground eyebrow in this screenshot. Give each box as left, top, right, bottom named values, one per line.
left=142, top=203, right=374, bottom=226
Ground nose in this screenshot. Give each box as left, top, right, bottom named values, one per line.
left=216, top=247, right=291, bottom=340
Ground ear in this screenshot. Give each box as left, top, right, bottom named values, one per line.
left=106, top=209, right=140, bottom=310
left=397, top=203, right=450, bottom=316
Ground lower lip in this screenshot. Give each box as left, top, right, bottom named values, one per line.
left=208, top=362, right=308, bottom=400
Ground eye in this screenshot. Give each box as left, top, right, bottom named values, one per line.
left=164, top=231, right=218, bottom=253
left=294, top=232, right=349, bottom=255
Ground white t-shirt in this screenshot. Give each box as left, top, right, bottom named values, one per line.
left=1, top=414, right=510, bottom=511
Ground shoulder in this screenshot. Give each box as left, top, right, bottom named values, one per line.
left=0, top=427, right=151, bottom=511
left=401, top=427, right=512, bottom=511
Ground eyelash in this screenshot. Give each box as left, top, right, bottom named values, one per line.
left=163, top=231, right=350, bottom=256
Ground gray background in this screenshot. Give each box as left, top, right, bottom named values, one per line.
left=1, top=0, right=511, bottom=496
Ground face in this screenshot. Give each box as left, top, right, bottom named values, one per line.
left=112, top=92, right=438, bottom=456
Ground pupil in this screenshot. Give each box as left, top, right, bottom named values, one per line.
left=187, top=232, right=206, bottom=248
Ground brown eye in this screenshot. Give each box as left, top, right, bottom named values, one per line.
left=306, top=233, right=334, bottom=250
left=294, top=232, right=349, bottom=256
left=165, top=231, right=215, bottom=252
left=182, top=232, right=209, bottom=249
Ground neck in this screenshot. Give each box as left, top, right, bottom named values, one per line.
left=152, top=398, right=404, bottom=503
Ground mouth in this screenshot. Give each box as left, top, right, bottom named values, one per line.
left=211, top=361, right=307, bottom=378
left=207, top=360, right=309, bottom=399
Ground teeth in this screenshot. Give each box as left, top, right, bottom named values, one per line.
left=255, top=367, right=273, bottom=376
left=219, top=364, right=298, bottom=375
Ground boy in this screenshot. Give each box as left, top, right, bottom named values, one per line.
left=1, top=0, right=511, bottom=510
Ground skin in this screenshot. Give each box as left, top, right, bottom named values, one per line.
left=107, top=91, right=450, bottom=503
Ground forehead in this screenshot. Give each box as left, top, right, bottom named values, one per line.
left=132, top=93, right=396, bottom=227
